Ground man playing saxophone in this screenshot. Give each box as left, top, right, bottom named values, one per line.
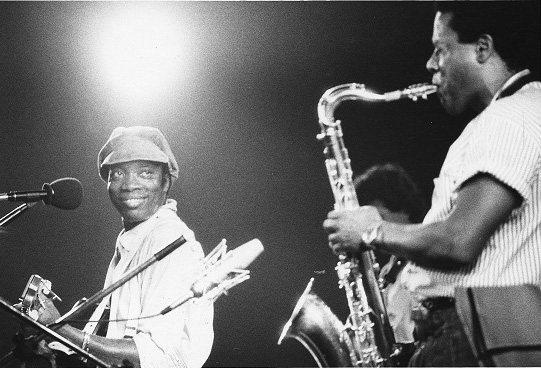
left=323, top=2, right=540, bottom=366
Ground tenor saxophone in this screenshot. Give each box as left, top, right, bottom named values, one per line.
left=318, top=82, right=436, bottom=367
left=278, top=83, right=435, bottom=367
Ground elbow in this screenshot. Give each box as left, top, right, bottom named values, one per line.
left=408, top=224, right=483, bottom=269
left=446, top=231, right=485, bottom=267
left=448, top=246, right=478, bottom=267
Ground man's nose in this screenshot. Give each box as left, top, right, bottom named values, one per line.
left=426, top=53, right=438, bottom=74
left=120, top=173, right=142, bottom=189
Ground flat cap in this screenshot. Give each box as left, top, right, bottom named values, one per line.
left=97, top=126, right=179, bottom=183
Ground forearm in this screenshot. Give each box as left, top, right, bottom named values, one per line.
left=55, top=324, right=140, bottom=368
left=378, top=175, right=521, bottom=269
left=377, top=221, right=472, bottom=269
left=325, top=176, right=520, bottom=270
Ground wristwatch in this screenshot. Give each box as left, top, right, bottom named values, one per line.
left=361, top=222, right=383, bottom=250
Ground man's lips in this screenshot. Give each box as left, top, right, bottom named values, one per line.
left=120, top=197, right=146, bottom=207
left=432, top=83, right=442, bottom=98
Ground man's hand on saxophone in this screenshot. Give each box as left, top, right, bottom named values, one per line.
left=323, top=206, right=383, bottom=254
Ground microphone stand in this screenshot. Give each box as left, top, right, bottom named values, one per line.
left=0, top=235, right=187, bottom=368
left=0, top=202, right=37, bottom=227
left=54, top=235, right=186, bottom=326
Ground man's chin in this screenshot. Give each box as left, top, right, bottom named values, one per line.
left=441, top=98, right=464, bottom=115
left=121, top=210, right=151, bottom=225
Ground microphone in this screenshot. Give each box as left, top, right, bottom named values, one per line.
left=161, top=238, right=264, bottom=314
left=0, top=178, right=83, bottom=210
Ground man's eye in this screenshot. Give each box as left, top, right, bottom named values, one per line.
left=108, top=170, right=123, bottom=182
left=140, top=170, right=154, bottom=178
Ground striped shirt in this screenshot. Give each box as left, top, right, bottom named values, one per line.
left=402, top=73, right=541, bottom=299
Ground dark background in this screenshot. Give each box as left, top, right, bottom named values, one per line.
left=0, top=2, right=537, bottom=367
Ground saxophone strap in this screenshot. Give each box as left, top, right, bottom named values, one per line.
left=82, top=297, right=109, bottom=334
left=47, top=297, right=110, bottom=358
left=496, top=71, right=534, bottom=100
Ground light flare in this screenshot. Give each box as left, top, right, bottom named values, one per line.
left=95, top=6, right=192, bottom=102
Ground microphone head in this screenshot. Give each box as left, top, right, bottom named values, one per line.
left=42, top=178, right=84, bottom=210
left=192, top=239, right=264, bottom=296
left=226, top=239, right=264, bottom=270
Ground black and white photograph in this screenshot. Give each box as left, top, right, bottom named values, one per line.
left=1, top=1, right=540, bottom=367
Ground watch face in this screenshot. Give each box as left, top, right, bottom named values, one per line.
left=362, top=223, right=382, bottom=248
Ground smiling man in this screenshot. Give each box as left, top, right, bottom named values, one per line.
left=36, top=126, right=214, bottom=368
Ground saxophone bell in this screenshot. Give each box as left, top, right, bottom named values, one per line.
left=278, top=278, right=357, bottom=368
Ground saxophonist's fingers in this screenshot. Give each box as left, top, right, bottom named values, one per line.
left=328, top=239, right=340, bottom=255
left=326, top=209, right=339, bottom=218
left=322, top=218, right=337, bottom=233
left=327, top=233, right=342, bottom=248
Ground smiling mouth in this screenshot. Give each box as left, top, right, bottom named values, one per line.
left=122, top=198, right=146, bottom=207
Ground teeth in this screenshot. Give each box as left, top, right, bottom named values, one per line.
left=124, top=198, right=144, bottom=206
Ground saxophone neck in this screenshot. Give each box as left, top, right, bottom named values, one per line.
left=318, top=82, right=437, bottom=128
left=318, top=83, right=384, bottom=128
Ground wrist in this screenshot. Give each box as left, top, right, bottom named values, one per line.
left=361, top=221, right=384, bottom=250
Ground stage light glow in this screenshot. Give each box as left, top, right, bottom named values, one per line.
left=95, top=6, right=192, bottom=103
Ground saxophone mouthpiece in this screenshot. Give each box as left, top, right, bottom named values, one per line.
left=383, top=90, right=405, bottom=102
left=384, top=83, right=437, bottom=102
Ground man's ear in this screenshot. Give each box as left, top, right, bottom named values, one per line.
left=167, top=175, right=172, bottom=193
left=162, top=172, right=172, bottom=195
left=476, top=34, right=495, bottom=63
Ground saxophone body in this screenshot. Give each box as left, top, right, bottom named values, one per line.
left=278, top=83, right=436, bottom=367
